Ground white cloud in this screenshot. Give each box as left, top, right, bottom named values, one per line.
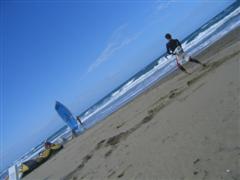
left=139, top=0, right=173, bottom=29
left=87, top=24, right=142, bottom=73
left=155, top=0, right=172, bottom=11
left=87, top=1, right=172, bottom=73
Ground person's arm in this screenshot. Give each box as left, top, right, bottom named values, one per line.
left=166, top=44, right=171, bottom=55
left=176, top=39, right=182, bottom=47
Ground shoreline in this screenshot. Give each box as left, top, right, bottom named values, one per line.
left=24, top=27, right=240, bottom=180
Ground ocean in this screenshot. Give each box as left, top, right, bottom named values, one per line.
left=0, top=1, right=239, bottom=179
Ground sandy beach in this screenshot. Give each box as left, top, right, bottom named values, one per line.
left=24, top=27, right=240, bottom=180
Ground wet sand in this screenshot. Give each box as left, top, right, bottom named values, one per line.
left=24, top=27, right=240, bottom=180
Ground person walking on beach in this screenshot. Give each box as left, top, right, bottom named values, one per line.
left=165, top=33, right=206, bottom=74
left=77, top=116, right=85, bottom=130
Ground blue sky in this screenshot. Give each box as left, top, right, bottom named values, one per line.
left=0, top=0, right=234, bottom=172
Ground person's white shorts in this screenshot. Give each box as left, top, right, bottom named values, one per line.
left=173, top=46, right=190, bottom=65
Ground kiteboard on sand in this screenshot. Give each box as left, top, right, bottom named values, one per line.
left=55, top=101, right=78, bottom=132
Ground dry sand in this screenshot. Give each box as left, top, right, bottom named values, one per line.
left=24, top=27, right=240, bottom=180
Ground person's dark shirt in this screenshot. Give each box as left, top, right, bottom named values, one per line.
left=166, top=39, right=182, bottom=54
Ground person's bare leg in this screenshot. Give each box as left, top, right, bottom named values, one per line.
left=177, top=63, right=191, bottom=74
left=189, top=57, right=206, bottom=67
